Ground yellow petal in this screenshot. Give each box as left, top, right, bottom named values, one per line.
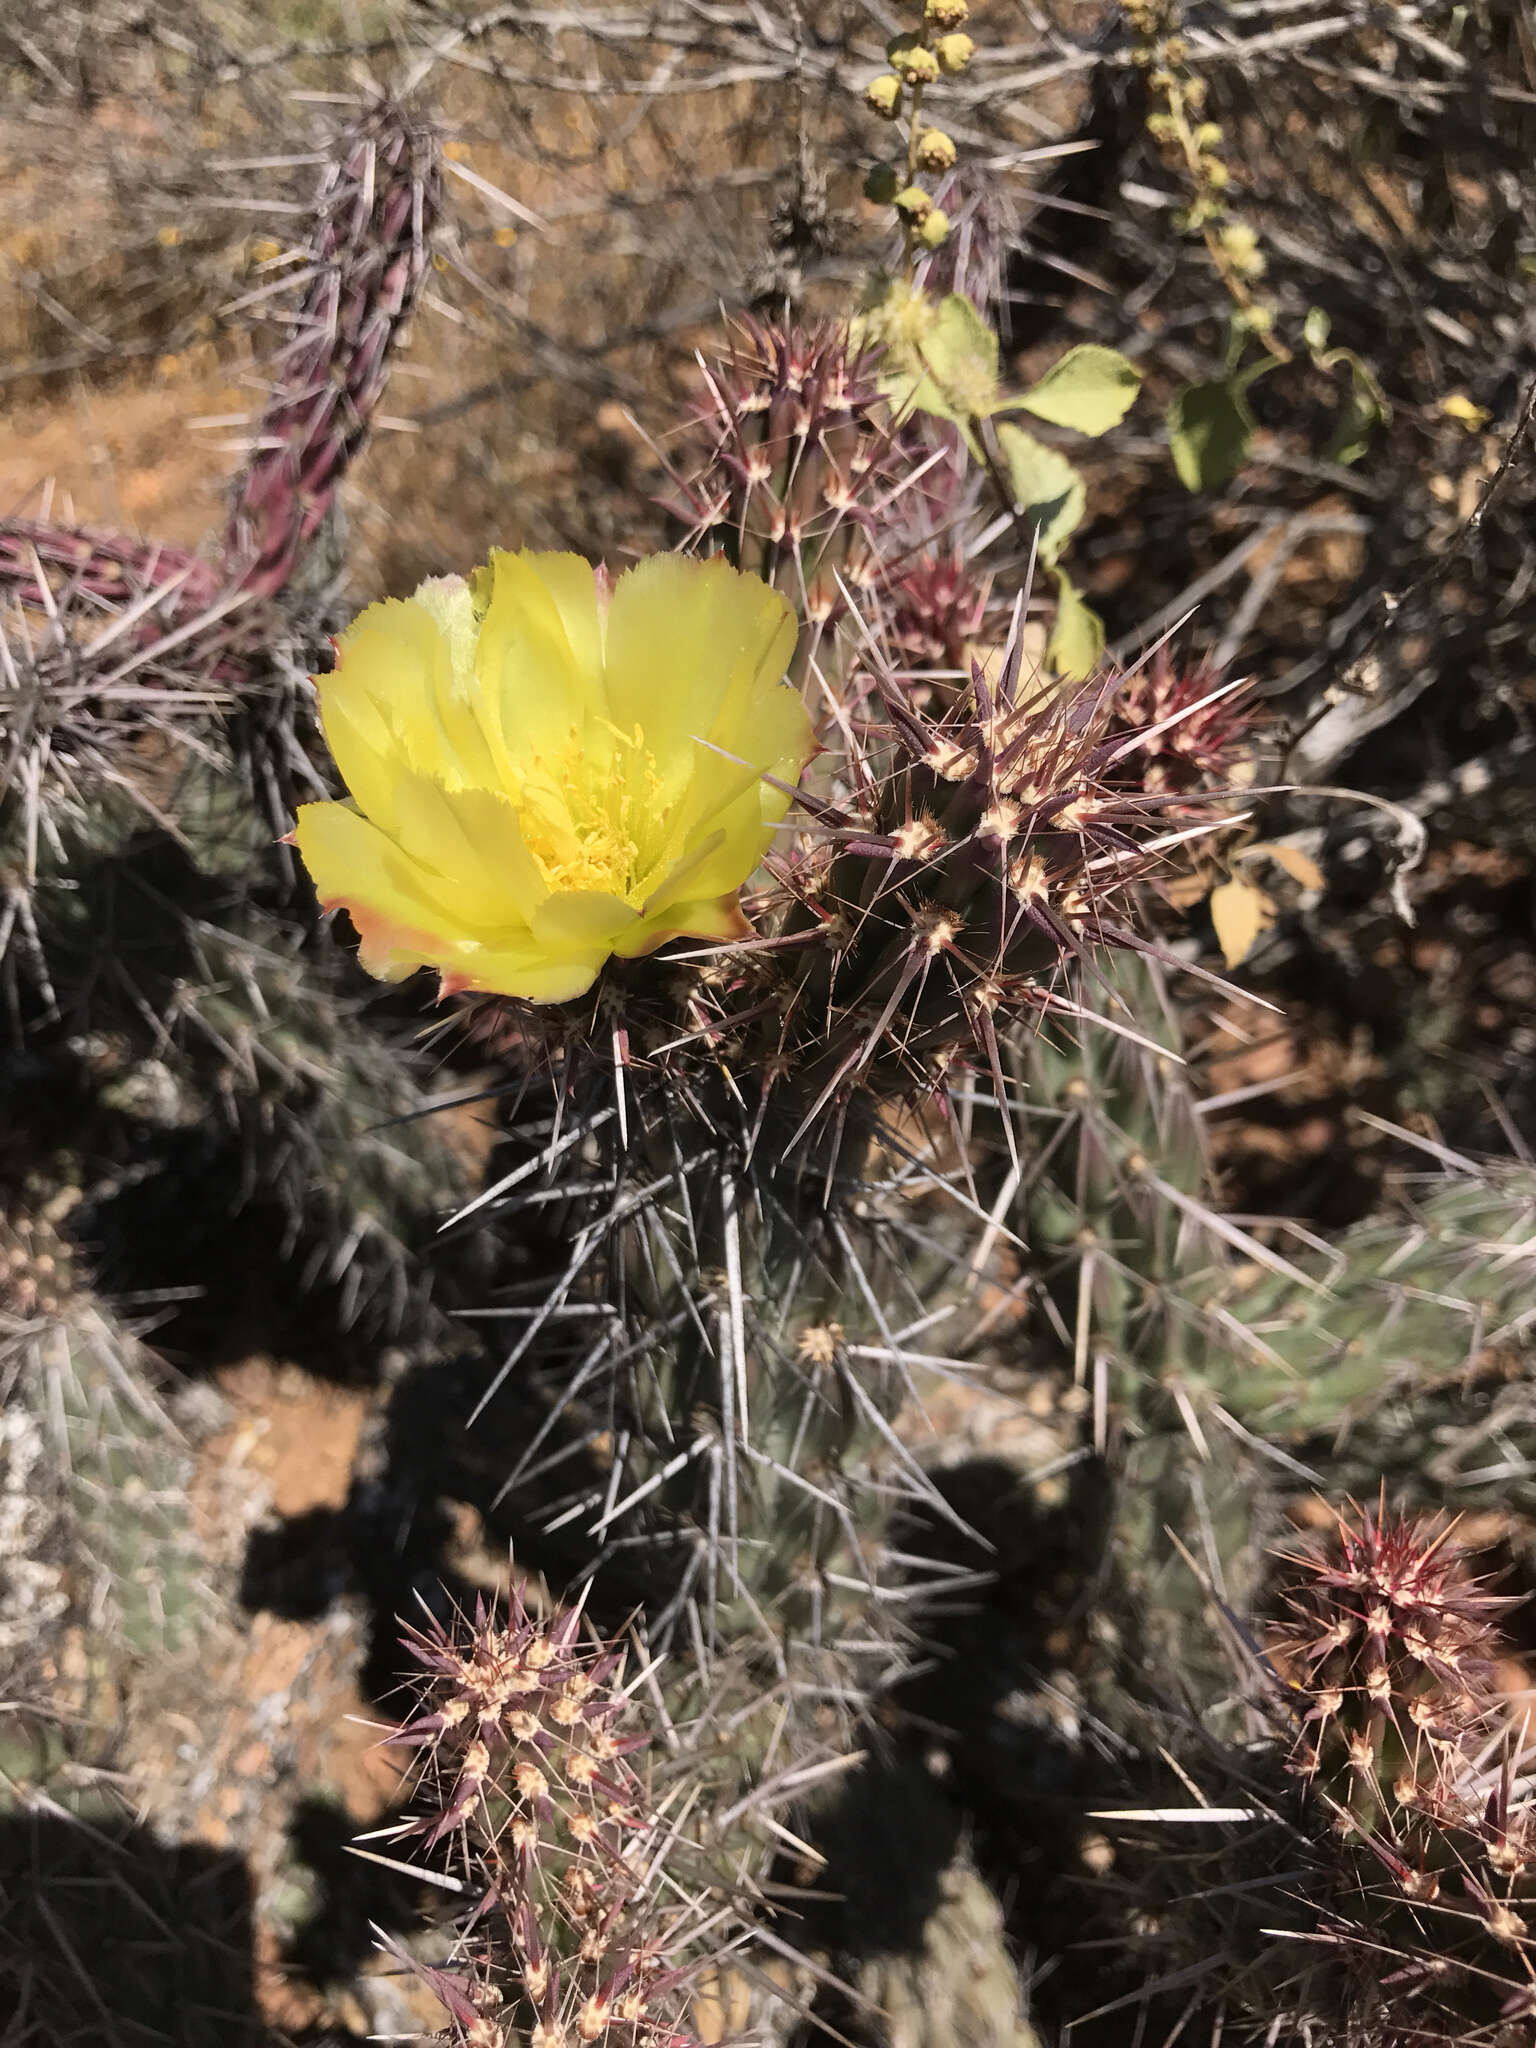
left=618, top=893, right=752, bottom=959
left=529, top=888, right=642, bottom=953
left=321, top=688, right=405, bottom=834
left=522, top=552, right=605, bottom=696
left=603, top=555, right=800, bottom=767
left=294, top=800, right=457, bottom=981
left=321, top=599, right=434, bottom=775
left=474, top=549, right=605, bottom=775
left=439, top=944, right=607, bottom=1003
left=386, top=775, right=547, bottom=930
left=705, top=660, right=814, bottom=823
left=641, top=788, right=770, bottom=917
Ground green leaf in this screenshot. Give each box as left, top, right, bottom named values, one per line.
left=995, top=421, right=1085, bottom=567
left=1167, top=376, right=1256, bottom=492
left=1323, top=350, right=1388, bottom=466
left=1047, top=567, right=1104, bottom=681
left=1008, top=344, right=1142, bottom=437
left=913, top=291, right=1002, bottom=424
left=876, top=291, right=1003, bottom=432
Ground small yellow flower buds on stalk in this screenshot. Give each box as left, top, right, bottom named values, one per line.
left=1124, top=0, right=1282, bottom=348
left=861, top=1, right=981, bottom=269
left=934, top=32, right=974, bottom=72
left=887, top=32, right=940, bottom=82
left=915, top=128, right=957, bottom=174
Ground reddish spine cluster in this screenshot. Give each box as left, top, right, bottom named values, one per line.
left=879, top=544, right=991, bottom=678
left=659, top=317, right=902, bottom=653
left=1270, top=1503, right=1503, bottom=1814
left=757, top=634, right=1165, bottom=1117
left=1267, top=1503, right=1536, bottom=2026
left=1112, top=647, right=1254, bottom=801
left=383, top=1592, right=697, bottom=2048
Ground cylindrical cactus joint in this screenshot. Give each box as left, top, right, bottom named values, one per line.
left=384, top=1590, right=705, bottom=2048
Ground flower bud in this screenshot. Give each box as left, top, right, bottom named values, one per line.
left=888, top=32, right=942, bottom=83
left=865, top=72, right=904, bottom=118
left=864, top=162, right=902, bottom=204
left=1217, top=220, right=1264, bottom=278
left=916, top=206, right=951, bottom=250
left=934, top=32, right=975, bottom=73
left=925, top=0, right=970, bottom=24
left=915, top=128, right=957, bottom=174
left=893, top=185, right=934, bottom=225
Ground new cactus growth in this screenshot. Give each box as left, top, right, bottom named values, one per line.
left=660, top=317, right=898, bottom=681
left=1110, top=647, right=1256, bottom=801
left=1097, top=1507, right=1536, bottom=2043
left=1268, top=1502, right=1506, bottom=1829
left=378, top=1592, right=709, bottom=2048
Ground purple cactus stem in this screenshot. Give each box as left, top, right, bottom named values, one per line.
left=225, top=98, right=441, bottom=603
left=1, top=98, right=440, bottom=694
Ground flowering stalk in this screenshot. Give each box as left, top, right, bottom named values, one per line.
left=863, top=0, right=976, bottom=267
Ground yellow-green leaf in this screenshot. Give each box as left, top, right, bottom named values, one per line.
left=1009, top=344, right=1141, bottom=437
left=914, top=290, right=1001, bottom=423
left=995, top=421, right=1085, bottom=567
left=1209, top=875, right=1275, bottom=967
left=1046, top=566, right=1104, bottom=681
left=1168, top=376, right=1255, bottom=492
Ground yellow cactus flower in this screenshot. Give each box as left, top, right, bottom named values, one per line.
left=293, top=551, right=811, bottom=1003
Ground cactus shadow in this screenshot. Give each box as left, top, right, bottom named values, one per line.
left=8, top=824, right=509, bottom=1381
left=236, top=1344, right=655, bottom=1709
left=279, top=1795, right=428, bottom=1994
left=880, top=1446, right=1159, bottom=2029
left=0, top=1805, right=270, bottom=2048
